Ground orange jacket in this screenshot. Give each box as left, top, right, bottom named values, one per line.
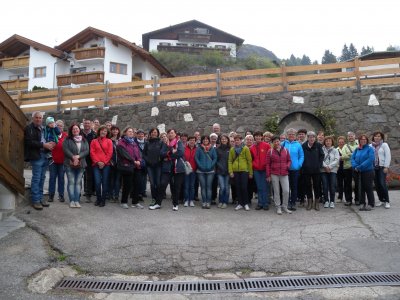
left=90, top=137, right=113, bottom=166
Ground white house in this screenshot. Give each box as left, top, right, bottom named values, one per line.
left=142, top=20, right=244, bottom=58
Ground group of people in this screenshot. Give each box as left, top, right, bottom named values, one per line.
left=24, top=111, right=392, bottom=214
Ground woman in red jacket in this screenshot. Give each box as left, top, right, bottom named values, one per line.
left=90, top=125, right=113, bottom=207
left=183, top=136, right=197, bottom=207
left=266, top=136, right=292, bottom=215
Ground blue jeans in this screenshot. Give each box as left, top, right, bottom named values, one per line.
left=374, top=167, right=389, bottom=202
left=184, top=172, right=196, bottom=201
left=217, top=174, right=230, bottom=204
left=197, top=172, right=214, bottom=204
left=93, top=166, right=110, bottom=202
left=65, top=167, right=84, bottom=202
left=253, top=170, right=269, bottom=207
left=288, top=170, right=299, bottom=207
left=321, top=172, right=337, bottom=203
left=147, top=165, right=161, bottom=200
left=30, top=152, right=48, bottom=203
left=48, top=163, right=65, bottom=197
left=109, top=166, right=121, bottom=198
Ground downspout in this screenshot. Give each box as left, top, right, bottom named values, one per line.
left=53, top=60, right=57, bottom=89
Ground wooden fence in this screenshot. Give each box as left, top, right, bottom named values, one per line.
left=11, top=57, right=400, bottom=113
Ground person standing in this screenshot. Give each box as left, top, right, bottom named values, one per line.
left=63, top=124, right=89, bottom=208
left=134, top=129, right=147, bottom=200
left=321, top=136, right=340, bottom=208
left=336, top=136, right=347, bottom=203
left=228, top=134, right=253, bottom=211
left=216, top=134, right=231, bottom=209
left=372, top=131, right=391, bottom=209
left=342, top=131, right=359, bottom=206
left=90, top=125, right=113, bottom=207
left=266, top=136, right=292, bottom=215
left=281, top=128, right=304, bottom=211
left=48, top=120, right=68, bottom=202
left=351, top=134, right=375, bottom=211
left=250, top=131, right=271, bottom=210
left=183, top=136, right=197, bottom=207
left=109, top=126, right=121, bottom=202
left=81, top=119, right=96, bottom=203
left=24, top=111, right=55, bottom=210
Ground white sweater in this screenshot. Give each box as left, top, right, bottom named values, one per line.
left=372, top=142, right=391, bottom=168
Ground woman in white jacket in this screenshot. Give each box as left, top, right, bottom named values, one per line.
left=372, top=131, right=391, bottom=209
left=321, top=136, right=339, bottom=208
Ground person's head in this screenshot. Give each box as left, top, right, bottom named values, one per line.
left=104, top=121, right=112, bottom=130
left=372, top=131, right=385, bottom=142
left=297, top=129, right=307, bottom=141
left=122, top=127, right=135, bottom=138
left=46, top=116, right=55, bottom=128
left=229, top=131, right=236, bottom=138
left=245, top=134, right=254, bottom=147
left=209, top=133, right=218, bottom=145
left=201, top=135, right=210, bottom=145
left=97, top=125, right=109, bottom=138
left=194, top=131, right=201, bottom=141
left=317, top=130, right=325, bottom=143
left=83, top=119, right=91, bottom=131
left=212, top=123, right=221, bottom=134
left=56, top=120, right=64, bottom=132
left=220, top=134, right=229, bottom=146
left=271, top=135, right=281, bottom=148
left=167, top=128, right=176, bottom=140
left=187, top=136, right=196, bottom=148
left=181, top=133, right=188, bottom=144
left=233, top=134, right=242, bottom=146
left=324, top=136, right=335, bottom=148
left=253, top=131, right=263, bottom=143
left=160, top=132, right=168, bottom=144
left=136, top=129, right=145, bottom=140
left=263, top=131, right=273, bottom=143
left=229, top=137, right=235, bottom=147
left=358, top=134, right=369, bottom=146
left=347, top=131, right=356, bottom=142
left=149, top=128, right=160, bottom=139
left=93, top=119, right=100, bottom=129
left=245, top=130, right=253, bottom=137
left=31, top=111, right=43, bottom=127
left=280, top=133, right=286, bottom=142
left=110, top=126, right=120, bottom=139
left=307, top=131, right=316, bottom=145
left=68, top=123, right=81, bottom=137
left=286, top=128, right=297, bottom=142
left=337, top=136, right=346, bottom=148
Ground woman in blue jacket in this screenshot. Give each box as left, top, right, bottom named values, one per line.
left=351, top=134, right=375, bottom=211
left=195, top=135, right=217, bottom=209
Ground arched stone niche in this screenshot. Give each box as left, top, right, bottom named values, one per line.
left=278, top=111, right=324, bottom=134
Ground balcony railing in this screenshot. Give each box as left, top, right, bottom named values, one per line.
left=0, top=56, right=30, bottom=69
left=57, top=71, right=105, bottom=86
left=0, top=78, right=29, bottom=91
left=178, top=32, right=211, bottom=43
left=157, top=45, right=231, bottom=56
left=72, top=47, right=105, bottom=60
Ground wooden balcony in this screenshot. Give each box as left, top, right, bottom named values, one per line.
left=0, top=56, right=30, bottom=69
left=72, top=47, right=105, bottom=60
left=157, top=45, right=231, bottom=56
left=57, top=71, right=104, bottom=86
left=178, top=32, right=211, bottom=43
left=0, top=78, right=29, bottom=91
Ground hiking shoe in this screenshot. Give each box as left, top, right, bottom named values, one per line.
left=206, top=203, right=211, bottom=209
left=184, top=201, right=189, bottom=207
left=41, top=199, right=50, bottom=207
left=385, top=202, right=391, bottom=209
left=32, top=203, right=43, bottom=210
left=172, top=206, right=179, bottom=211
left=235, top=205, right=243, bottom=211
left=48, top=194, right=54, bottom=202
left=75, top=202, right=81, bottom=208
left=149, top=204, right=161, bottom=210
left=375, top=201, right=383, bottom=207
left=218, top=203, right=223, bottom=208
left=359, top=204, right=366, bottom=211
left=288, top=205, right=296, bottom=211
left=150, top=199, right=156, bottom=206
left=264, top=206, right=269, bottom=211
left=85, top=196, right=92, bottom=203
left=132, top=203, right=144, bottom=209
left=70, top=201, right=76, bottom=208
left=189, top=201, right=195, bottom=207
left=365, top=205, right=372, bottom=211
left=244, top=204, right=250, bottom=211
left=121, top=203, right=129, bottom=209
left=329, top=202, right=335, bottom=208
left=324, top=201, right=329, bottom=208
left=58, top=196, right=65, bottom=203
left=221, top=203, right=227, bottom=209
left=282, top=207, right=292, bottom=214
left=255, top=205, right=262, bottom=210
left=277, top=207, right=282, bottom=215
left=202, top=203, right=207, bottom=209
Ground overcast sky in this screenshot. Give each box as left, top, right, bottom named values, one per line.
left=1, top=0, right=398, bottom=63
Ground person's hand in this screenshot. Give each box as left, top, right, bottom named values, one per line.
left=267, top=176, right=271, bottom=182
left=98, top=162, right=105, bottom=169
left=72, top=155, right=80, bottom=161
left=43, top=142, right=56, bottom=150
left=134, top=161, right=141, bottom=168
left=249, top=175, right=253, bottom=179
left=172, top=148, right=177, bottom=154
left=230, top=173, right=234, bottom=178
left=383, top=167, right=389, bottom=174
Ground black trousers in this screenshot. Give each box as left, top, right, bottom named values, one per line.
left=156, top=172, right=185, bottom=207
left=354, top=170, right=375, bottom=207
left=342, top=168, right=353, bottom=202
left=83, top=165, right=95, bottom=196
left=121, top=173, right=134, bottom=204
left=303, top=173, right=321, bottom=200
left=234, top=172, right=249, bottom=206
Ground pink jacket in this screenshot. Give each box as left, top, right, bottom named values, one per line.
left=266, top=147, right=291, bottom=177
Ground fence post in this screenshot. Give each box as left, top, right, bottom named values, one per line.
left=57, top=86, right=62, bottom=113
left=216, top=69, right=221, bottom=101
left=153, top=75, right=158, bottom=103
left=354, top=57, right=361, bottom=91
left=16, top=91, right=22, bottom=107
left=281, top=62, right=288, bottom=92
left=104, top=80, right=109, bottom=108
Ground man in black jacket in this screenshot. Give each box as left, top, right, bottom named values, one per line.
left=24, top=111, right=56, bottom=210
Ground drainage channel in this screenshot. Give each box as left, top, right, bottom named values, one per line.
left=57, top=272, right=400, bottom=294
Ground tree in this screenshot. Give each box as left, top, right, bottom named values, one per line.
left=321, top=50, right=337, bottom=64
left=348, top=43, right=358, bottom=59
left=361, top=46, right=374, bottom=56
left=340, top=44, right=351, bottom=62
left=301, top=55, right=311, bottom=65
left=387, top=45, right=400, bottom=51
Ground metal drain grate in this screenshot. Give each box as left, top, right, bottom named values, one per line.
left=57, top=272, right=400, bottom=294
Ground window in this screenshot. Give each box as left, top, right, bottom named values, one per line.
left=71, top=67, right=87, bottom=74
left=215, top=45, right=227, bottom=49
left=34, top=67, right=46, bottom=78
left=110, top=62, right=127, bottom=75
left=176, top=43, right=188, bottom=47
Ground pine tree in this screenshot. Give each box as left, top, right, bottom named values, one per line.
left=387, top=45, right=399, bottom=51
left=300, top=55, right=311, bottom=65
left=361, top=46, right=374, bottom=56
left=348, top=43, right=358, bottom=59
left=340, top=44, right=351, bottom=62
left=322, top=50, right=337, bottom=64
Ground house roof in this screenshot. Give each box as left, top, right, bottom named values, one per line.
left=56, top=27, right=173, bottom=77
left=142, top=19, right=245, bottom=50
left=0, top=34, right=64, bottom=59
left=346, top=51, right=400, bottom=62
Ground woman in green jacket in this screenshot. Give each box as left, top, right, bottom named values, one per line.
left=228, top=134, right=253, bottom=211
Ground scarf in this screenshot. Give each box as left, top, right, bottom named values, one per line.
left=372, top=140, right=382, bottom=166
left=73, top=135, right=82, bottom=143
left=201, top=144, right=212, bottom=152
left=234, top=145, right=243, bottom=156
left=124, top=136, right=135, bottom=144
left=136, top=138, right=145, bottom=150
left=168, top=138, right=178, bottom=148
